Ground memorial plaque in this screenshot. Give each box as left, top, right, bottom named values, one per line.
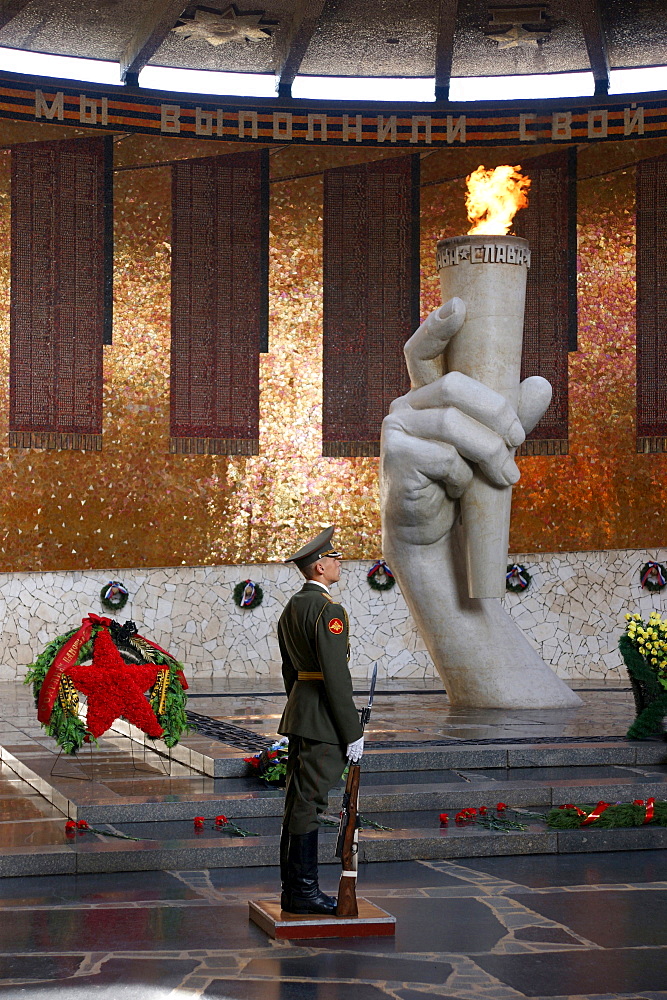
left=170, top=149, right=268, bottom=455
left=323, top=155, right=419, bottom=457
left=10, top=136, right=110, bottom=450
left=514, top=147, right=576, bottom=456
left=636, top=154, right=667, bottom=452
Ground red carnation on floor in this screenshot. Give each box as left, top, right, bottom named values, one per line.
left=215, top=815, right=228, bottom=826
left=66, top=627, right=163, bottom=740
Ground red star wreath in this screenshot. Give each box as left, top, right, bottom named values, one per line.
left=66, top=627, right=164, bottom=739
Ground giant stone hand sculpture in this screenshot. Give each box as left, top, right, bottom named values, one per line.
left=380, top=298, right=582, bottom=708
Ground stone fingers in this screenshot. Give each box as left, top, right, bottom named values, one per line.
left=517, top=375, right=553, bottom=434
left=387, top=406, right=520, bottom=487
left=403, top=298, right=466, bottom=388
left=381, top=423, right=473, bottom=499
left=407, top=370, right=525, bottom=447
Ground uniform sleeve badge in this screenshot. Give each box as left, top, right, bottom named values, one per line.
left=328, top=617, right=344, bottom=635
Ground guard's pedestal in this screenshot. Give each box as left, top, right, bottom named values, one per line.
left=249, top=898, right=396, bottom=940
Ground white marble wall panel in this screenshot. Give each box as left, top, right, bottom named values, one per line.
left=1, top=548, right=664, bottom=684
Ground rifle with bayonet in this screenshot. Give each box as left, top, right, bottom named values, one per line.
left=335, top=663, right=377, bottom=917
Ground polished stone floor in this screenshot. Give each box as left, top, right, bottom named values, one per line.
left=184, top=676, right=637, bottom=743
left=2, top=679, right=666, bottom=995
left=1, top=852, right=666, bottom=999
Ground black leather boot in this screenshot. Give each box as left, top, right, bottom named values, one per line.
left=282, top=828, right=336, bottom=915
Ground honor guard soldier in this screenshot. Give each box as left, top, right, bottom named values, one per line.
left=277, top=526, right=364, bottom=915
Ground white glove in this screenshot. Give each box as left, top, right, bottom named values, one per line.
left=346, top=736, right=364, bottom=763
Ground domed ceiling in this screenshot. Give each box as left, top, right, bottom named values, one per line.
left=0, top=0, right=664, bottom=97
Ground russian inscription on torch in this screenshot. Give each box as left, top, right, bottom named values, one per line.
left=436, top=241, right=531, bottom=269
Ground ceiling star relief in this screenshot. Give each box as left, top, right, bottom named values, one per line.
left=489, top=25, right=544, bottom=49
left=172, top=6, right=274, bottom=46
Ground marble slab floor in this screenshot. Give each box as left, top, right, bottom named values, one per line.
left=0, top=853, right=666, bottom=999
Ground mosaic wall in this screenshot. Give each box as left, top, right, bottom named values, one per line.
left=0, top=121, right=666, bottom=574
left=0, top=550, right=662, bottom=684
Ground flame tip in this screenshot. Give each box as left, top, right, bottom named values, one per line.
left=464, top=163, right=530, bottom=237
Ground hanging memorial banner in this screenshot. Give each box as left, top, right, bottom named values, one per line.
left=322, top=155, right=419, bottom=457
left=9, top=135, right=111, bottom=450
left=636, top=153, right=667, bottom=453
left=514, top=147, right=577, bottom=456
left=170, top=148, right=268, bottom=455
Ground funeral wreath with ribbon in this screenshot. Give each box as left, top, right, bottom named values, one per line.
left=366, top=559, right=395, bottom=591
left=506, top=564, right=531, bottom=593
left=233, top=579, right=264, bottom=609
left=25, top=614, right=190, bottom=754
left=546, top=798, right=667, bottom=828
left=639, top=561, right=667, bottom=592
left=100, top=580, right=129, bottom=612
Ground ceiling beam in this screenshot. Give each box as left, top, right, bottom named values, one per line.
left=274, top=0, right=326, bottom=100
left=435, top=0, right=459, bottom=102
left=120, top=0, right=189, bottom=86
left=0, top=1, right=32, bottom=31
left=578, top=0, right=610, bottom=96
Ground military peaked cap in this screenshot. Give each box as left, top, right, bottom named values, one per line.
left=284, top=526, right=342, bottom=570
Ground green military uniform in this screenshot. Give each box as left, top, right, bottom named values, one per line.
left=278, top=581, right=363, bottom=834
left=276, top=525, right=363, bottom=915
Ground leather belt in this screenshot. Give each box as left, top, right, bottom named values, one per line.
left=297, top=671, right=324, bottom=681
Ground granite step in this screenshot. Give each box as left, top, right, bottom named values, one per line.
left=3, top=817, right=667, bottom=878
left=19, top=779, right=667, bottom=825
left=75, top=774, right=667, bottom=825
left=118, top=722, right=667, bottom=776
left=4, top=735, right=667, bottom=824
left=4, top=745, right=667, bottom=877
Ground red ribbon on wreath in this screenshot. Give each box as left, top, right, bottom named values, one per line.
left=240, top=581, right=257, bottom=607
left=132, top=631, right=189, bottom=689
left=641, top=562, right=667, bottom=588
left=633, top=797, right=655, bottom=823
left=581, top=801, right=611, bottom=825
left=506, top=564, right=530, bottom=590
left=37, top=614, right=112, bottom=723
left=559, top=802, right=611, bottom=824
left=367, top=560, right=395, bottom=588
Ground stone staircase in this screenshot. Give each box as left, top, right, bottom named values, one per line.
left=2, top=728, right=667, bottom=877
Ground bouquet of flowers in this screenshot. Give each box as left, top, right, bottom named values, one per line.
left=245, top=738, right=290, bottom=786
left=620, top=612, right=667, bottom=739
left=623, top=613, right=667, bottom=689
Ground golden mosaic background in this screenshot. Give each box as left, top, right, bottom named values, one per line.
left=0, top=121, right=666, bottom=573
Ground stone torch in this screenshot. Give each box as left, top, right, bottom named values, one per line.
left=437, top=166, right=531, bottom=599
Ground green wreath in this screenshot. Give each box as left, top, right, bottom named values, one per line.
left=367, top=560, right=395, bottom=591
left=24, top=619, right=191, bottom=754
left=233, top=580, right=264, bottom=609
left=506, top=564, right=531, bottom=593
left=639, top=562, right=667, bottom=592
left=100, top=580, right=129, bottom=612
left=546, top=800, right=667, bottom=829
